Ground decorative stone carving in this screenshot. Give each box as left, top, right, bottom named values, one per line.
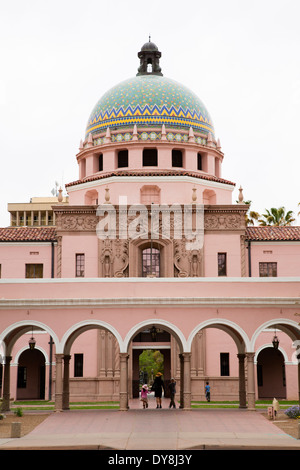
left=204, top=208, right=247, bottom=231
left=55, top=209, right=98, bottom=232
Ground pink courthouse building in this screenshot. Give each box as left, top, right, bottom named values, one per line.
left=0, top=40, right=300, bottom=411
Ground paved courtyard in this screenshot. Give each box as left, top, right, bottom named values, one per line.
left=0, top=398, right=300, bottom=450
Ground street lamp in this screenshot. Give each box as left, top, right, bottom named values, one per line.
left=272, top=328, right=279, bottom=350
left=150, top=326, right=157, bottom=341
left=29, top=327, right=36, bottom=350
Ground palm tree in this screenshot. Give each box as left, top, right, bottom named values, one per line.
left=236, top=199, right=260, bottom=226
left=258, top=207, right=295, bottom=226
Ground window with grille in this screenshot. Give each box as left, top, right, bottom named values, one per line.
left=218, top=253, right=227, bottom=276
left=76, top=254, right=85, bottom=277
left=25, top=264, right=43, bottom=278
left=142, top=247, right=160, bottom=277
left=259, top=262, right=277, bottom=277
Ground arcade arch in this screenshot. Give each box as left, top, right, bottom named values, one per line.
left=0, top=320, right=59, bottom=411
left=187, top=319, right=250, bottom=408
left=252, top=320, right=300, bottom=401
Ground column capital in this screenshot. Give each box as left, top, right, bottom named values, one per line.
left=245, top=352, right=255, bottom=360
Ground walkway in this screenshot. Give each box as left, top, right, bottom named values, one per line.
left=1, top=397, right=300, bottom=450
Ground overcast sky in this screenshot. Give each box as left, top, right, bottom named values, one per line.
left=0, top=0, right=299, bottom=227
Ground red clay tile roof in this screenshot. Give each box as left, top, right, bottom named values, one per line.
left=0, top=227, right=57, bottom=242
left=246, top=226, right=300, bottom=241
left=65, top=169, right=236, bottom=188
left=1, top=224, right=300, bottom=242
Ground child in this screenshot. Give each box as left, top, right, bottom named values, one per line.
left=205, top=382, right=211, bottom=402
left=140, top=384, right=150, bottom=408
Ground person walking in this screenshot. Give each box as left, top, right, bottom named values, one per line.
left=205, top=381, right=211, bottom=402
left=151, top=372, right=165, bottom=408
left=140, top=384, right=150, bottom=408
left=168, top=378, right=176, bottom=408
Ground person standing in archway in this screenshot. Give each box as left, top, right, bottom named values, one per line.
left=168, top=378, right=176, bottom=408
left=151, top=372, right=165, bottom=408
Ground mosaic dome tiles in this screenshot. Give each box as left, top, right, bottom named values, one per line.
left=85, top=75, right=215, bottom=139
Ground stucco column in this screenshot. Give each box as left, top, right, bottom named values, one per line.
left=119, top=353, right=129, bottom=411
left=246, top=352, right=256, bottom=411
left=237, top=353, right=247, bottom=408
left=182, top=352, right=191, bottom=410
left=62, top=355, right=71, bottom=410
left=1, top=356, right=12, bottom=412
left=179, top=354, right=184, bottom=408
left=298, top=360, right=300, bottom=405
left=55, top=354, right=63, bottom=412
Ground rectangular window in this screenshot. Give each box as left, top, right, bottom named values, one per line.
left=74, top=353, right=84, bottom=377
left=25, top=264, right=43, bottom=278
left=220, top=353, right=230, bottom=376
left=17, top=366, right=27, bottom=388
left=218, top=253, right=227, bottom=276
left=76, top=254, right=85, bottom=277
left=259, top=262, right=277, bottom=277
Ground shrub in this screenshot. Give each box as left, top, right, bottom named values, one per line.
left=284, top=406, right=300, bottom=419
left=14, top=407, right=23, bottom=417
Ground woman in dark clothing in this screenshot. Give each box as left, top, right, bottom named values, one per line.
left=151, top=372, right=165, bottom=408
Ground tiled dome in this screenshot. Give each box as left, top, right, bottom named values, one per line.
left=85, top=74, right=215, bottom=139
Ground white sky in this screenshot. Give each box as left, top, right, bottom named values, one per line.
left=0, top=0, right=299, bottom=227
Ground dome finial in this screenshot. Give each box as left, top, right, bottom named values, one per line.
left=137, top=39, right=163, bottom=76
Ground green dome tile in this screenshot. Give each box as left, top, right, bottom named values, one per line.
left=85, top=75, right=215, bottom=139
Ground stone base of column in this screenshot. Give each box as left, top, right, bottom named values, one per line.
left=55, top=393, right=63, bottom=412
left=119, top=392, right=129, bottom=411
left=182, top=392, right=191, bottom=410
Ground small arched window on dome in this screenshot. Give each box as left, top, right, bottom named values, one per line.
left=147, top=58, right=153, bottom=73
left=117, top=150, right=128, bottom=168
left=98, top=154, right=103, bottom=172
left=143, top=148, right=157, bottom=166
left=172, top=149, right=183, bottom=168
left=197, top=153, right=202, bottom=171
left=142, top=246, right=160, bottom=277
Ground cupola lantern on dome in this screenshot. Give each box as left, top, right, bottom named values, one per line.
left=137, top=36, right=163, bottom=76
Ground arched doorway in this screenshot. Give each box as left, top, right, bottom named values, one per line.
left=257, top=347, right=286, bottom=399
left=17, top=348, right=45, bottom=400
left=131, top=327, right=171, bottom=398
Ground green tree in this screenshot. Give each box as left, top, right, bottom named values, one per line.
left=258, top=207, right=295, bottom=226
left=139, top=350, right=164, bottom=385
